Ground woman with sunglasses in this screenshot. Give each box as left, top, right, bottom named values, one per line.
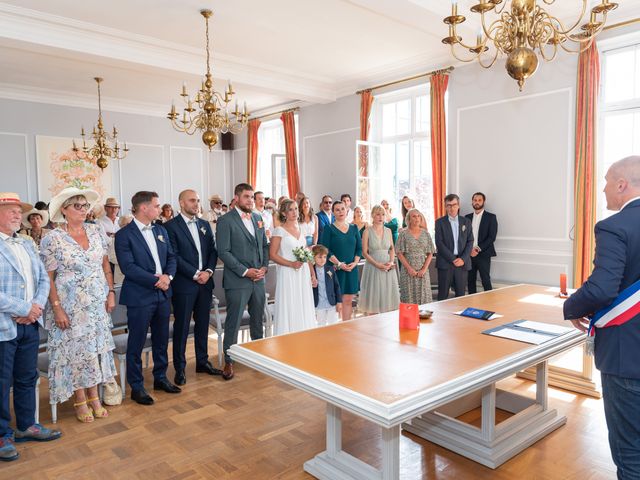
left=40, top=188, right=117, bottom=423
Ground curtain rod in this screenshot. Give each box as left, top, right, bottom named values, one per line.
left=356, top=66, right=454, bottom=95
left=603, top=17, right=640, bottom=31
left=250, top=106, right=300, bottom=122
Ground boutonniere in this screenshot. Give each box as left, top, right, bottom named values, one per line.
left=200, top=227, right=206, bottom=235
left=462, top=225, right=466, bottom=232
left=327, top=271, right=333, bottom=278
left=157, top=235, right=165, bottom=243
left=257, top=221, right=263, bottom=229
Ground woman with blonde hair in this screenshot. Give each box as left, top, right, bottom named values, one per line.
left=396, top=208, right=435, bottom=304
left=359, top=205, right=400, bottom=314
left=351, top=205, right=368, bottom=237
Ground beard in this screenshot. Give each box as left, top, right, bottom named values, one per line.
left=473, top=203, right=484, bottom=211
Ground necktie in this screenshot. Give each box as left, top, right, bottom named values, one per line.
left=241, top=212, right=251, bottom=220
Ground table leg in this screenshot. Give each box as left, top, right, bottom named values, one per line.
left=381, top=425, right=400, bottom=480
left=326, top=403, right=342, bottom=457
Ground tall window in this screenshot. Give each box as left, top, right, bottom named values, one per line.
left=256, top=116, right=299, bottom=200
left=361, top=84, right=434, bottom=228
left=599, top=41, right=640, bottom=219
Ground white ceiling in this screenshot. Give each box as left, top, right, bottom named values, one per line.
left=0, top=0, right=638, bottom=117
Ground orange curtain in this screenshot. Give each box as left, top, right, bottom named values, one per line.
left=573, top=42, right=600, bottom=287
left=246, top=119, right=261, bottom=188
left=430, top=73, right=449, bottom=220
left=359, top=90, right=375, bottom=210
left=281, top=111, right=301, bottom=198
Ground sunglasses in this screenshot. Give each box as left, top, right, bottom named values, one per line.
left=212, top=201, right=222, bottom=204
left=69, top=202, right=90, bottom=211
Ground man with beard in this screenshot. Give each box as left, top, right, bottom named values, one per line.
left=216, top=183, right=269, bottom=380
left=465, top=192, right=498, bottom=293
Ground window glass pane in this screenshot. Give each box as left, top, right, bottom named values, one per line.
left=382, top=103, right=396, bottom=137
left=257, top=120, right=285, bottom=197
left=415, top=95, right=430, bottom=132
left=396, top=99, right=410, bottom=136
left=396, top=141, right=410, bottom=203
left=413, top=140, right=434, bottom=230
left=604, top=48, right=636, bottom=104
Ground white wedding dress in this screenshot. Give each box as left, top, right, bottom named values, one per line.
left=272, top=226, right=317, bottom=335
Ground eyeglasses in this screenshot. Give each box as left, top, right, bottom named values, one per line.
left=212, top=201, right=222, bottom=205
left=323, top=201, right=332, bottom=204
left=69, top=203, right=90, bottom=211
left=445, top=203, right=459, bottom=208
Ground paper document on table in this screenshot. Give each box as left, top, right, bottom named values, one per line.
left=487, top=328, right=554, bottom=345
left=514, top=320, right=573, bottom=336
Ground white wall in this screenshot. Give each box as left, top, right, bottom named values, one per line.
left=0, top=98, right=234, bottom=211
left=449, top=55, right=578, bottom=286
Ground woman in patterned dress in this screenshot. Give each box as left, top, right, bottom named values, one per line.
left=40, top=188, right=117, bottom=423
left=396, top=208, right=435, bottom=304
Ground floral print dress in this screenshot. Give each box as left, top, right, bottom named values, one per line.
left=40, top=224, right=116, bottom=404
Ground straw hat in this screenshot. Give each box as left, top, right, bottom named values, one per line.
left=22, top=208, right=50, bottom=229
left=0, top=192, right=32, bottom=212
left=104, top=197, right=120, bottom=207
left=208, top=194, right=223, bottom=203
left=49, top=187, right=100, bottom=223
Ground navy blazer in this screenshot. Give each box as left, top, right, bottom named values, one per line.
left=164, top=215, right=217, bottom=295
left=434, top=215, right=473, bottom=270
left=564, top=198, right=640, bottom=379
left=312, top=264, right=342, bottom=307
left=114, top=221, right=177, bottom=306
left=316, top=211, right=335, bottom=242
left=465, top=211, right=498, bottom=257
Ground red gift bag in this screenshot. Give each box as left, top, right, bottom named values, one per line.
left=399, top=303, right=419, bottom=330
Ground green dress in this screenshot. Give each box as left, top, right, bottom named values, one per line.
left=321, top=223, right=362, bottom=295
left=384, top=218, right=399, bottom=244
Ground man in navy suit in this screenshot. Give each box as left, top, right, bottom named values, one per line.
left=164, top=189, right=221, bottom=386
left=316, top=195, right=335, bottom=241
left=564, top=156, right=640, bottom=478
left=434, top=193, right=474, bottom=300
left=115, top=191, right=179, bottom=405
left=465, top=192, right=498, bottom=293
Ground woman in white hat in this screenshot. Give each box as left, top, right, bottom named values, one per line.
left=39, top=187, right=117, bottom=423
left=19, top=208, right=51, bottom=248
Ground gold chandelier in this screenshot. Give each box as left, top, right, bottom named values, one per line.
left=442, top=0, right=618, bottom=90
left=72, top=77, right=129, bottom=170
left=167, top=9, right=249, bottom=150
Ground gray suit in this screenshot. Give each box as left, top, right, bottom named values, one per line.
left=216, top=209, right=270, bottom=364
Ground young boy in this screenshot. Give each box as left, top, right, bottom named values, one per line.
left=312, top=245, right=343, bottom=325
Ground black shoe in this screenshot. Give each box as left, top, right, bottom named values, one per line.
left=131, top=388, right=154, bottom=405
left=153, top=379, right=182, bottom=394
left=196, top=361, right=223, bottom=376
left=174, top=370, right=186, bottom=386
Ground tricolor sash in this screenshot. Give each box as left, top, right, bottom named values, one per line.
left=586, top=277, right=640, bottom=355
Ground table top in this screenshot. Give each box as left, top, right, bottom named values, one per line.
left=230, top=285, right=585, bottom=426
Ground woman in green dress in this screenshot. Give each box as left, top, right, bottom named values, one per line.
left=321, top=201, right=362, bottom=320
left=380, top=199, right=399, bottom=244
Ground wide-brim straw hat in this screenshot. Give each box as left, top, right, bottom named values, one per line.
left=104, top=197, right=120, bottom=207
left=0, top=192, right=32, bottom=213
left=49, top=187, right=100, bottom=223
left=209, top=194, right=223, bottom=203
left=22, top=208, right=50, bottom=229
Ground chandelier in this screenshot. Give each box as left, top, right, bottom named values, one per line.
left=72, top=77, right=128, bottom=170
left=167, top=9, right=249, bottom=150
left=442, top=0, right=618, bottom=90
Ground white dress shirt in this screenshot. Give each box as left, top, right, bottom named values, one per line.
left=345, top=208, right=354, bottom=223
left=180, top=213, right=203, bottom=271
left=448, top=215, right=459, bottom=255
left=0, top=232, right=34, bottom=301
left=236, top=206, right=255, bottom=236
left=471, top=210, right=484, bottom=249
left=133, top=217, right=162, bottom=275
left=254, top=207, right=273, bottom=234
left=98, top=215, right=120, bottom=237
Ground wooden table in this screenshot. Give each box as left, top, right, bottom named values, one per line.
left=229, top=284, right=585, bottom=480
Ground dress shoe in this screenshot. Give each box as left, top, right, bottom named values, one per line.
left=196, top=361, right=223, bottom=376
left=153, top=379, right=182, bottom=394
left=222, top=363, right=234, bottom=381
left=174, top=370, right=186, bottom=386
left=131, top=388, right=154, bottom=405
left=14, top=423, right=62, bottom=443
left=0, top=437, right=18, bottom=461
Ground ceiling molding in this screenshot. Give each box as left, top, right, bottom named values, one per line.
left=0, top=2, right=337, bottom=104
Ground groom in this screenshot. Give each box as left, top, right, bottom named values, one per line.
left=216, top=183, right=269, bottom=380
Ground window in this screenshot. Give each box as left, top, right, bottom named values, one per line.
left=359, top=84, right=435, bottom=228
left=256, top=116, right=299, bottom=200
left=599, top=41, right=640, bottom=219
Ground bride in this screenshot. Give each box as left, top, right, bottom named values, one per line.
left=269, top=198, right=317, bottom=335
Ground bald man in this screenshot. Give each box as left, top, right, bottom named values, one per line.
left=564, top=155, right=640, bottom=478
left=164, top=190, right=221, bottom=386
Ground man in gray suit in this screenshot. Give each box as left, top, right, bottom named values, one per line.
left=434, top=193, right=474, bottom=300
left=216, top=183, right=269, bottom=380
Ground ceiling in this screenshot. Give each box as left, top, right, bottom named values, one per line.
left=0, top=0, right=637, bottom=117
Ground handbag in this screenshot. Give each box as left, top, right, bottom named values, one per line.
left=102, top=380, right=122, bottom=406
left=399, top=303, right=419, bottom=330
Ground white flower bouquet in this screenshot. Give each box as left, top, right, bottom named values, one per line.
left=292, top=246, right=314, bottom=262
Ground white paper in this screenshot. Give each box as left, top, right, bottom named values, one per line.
left=488, top=328, right=553, bottom=345
left=454, top=310, right=503, bottom=320
left=514, top=321, right=572, bottom=336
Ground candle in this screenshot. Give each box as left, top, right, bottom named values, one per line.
left=477, top=26, right=483, bottom=45
left=182, top=82, right=187, bottom=95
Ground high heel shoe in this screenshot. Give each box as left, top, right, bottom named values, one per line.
left=87, top=397, right=108, bottom=419
left=73, top=401, right=94, bottom=423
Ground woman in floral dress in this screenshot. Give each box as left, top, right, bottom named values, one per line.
left=40, top=188, right=117, bottom=423
left=396, top=208, right=435, bottom=304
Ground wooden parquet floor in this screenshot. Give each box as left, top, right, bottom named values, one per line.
left=5, top=337, right=616, bottom=480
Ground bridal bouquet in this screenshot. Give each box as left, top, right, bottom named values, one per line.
left=292, top=246, right=314, bottom=263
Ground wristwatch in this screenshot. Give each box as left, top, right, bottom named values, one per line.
left=168, top=275, right=174, bottom=281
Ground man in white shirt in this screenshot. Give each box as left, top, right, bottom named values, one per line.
left=465, top=192, right=498, bottom=293
left=341, top=194, right=354, bottom=223
left=206, top=194, right=224, bottom=235
left=253, top=191, right=273, bottom=241
left=97, top=197, right=121, bottom=238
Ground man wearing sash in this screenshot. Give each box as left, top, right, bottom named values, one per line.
left=564, top=156, right=640, bottom=479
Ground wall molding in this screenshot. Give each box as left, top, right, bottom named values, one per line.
left=168, top=145, right=205, bottom=202
left=119, top=142, right=167, bottom=205
left=0, top=131, right=30, bottom=200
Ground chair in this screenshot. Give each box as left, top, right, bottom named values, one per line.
left=210, top=268, right=272, bottom=367
left=35, top=325, right=52, bottom=422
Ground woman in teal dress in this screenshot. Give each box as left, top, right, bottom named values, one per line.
left=380, top=199, right=399, bottom=244
left=321, top=200, right=362, bottom=320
